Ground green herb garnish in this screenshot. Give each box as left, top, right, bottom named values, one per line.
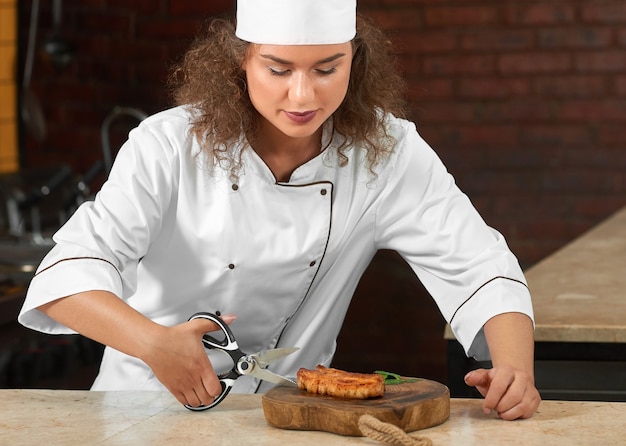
left=375, top=370, right=421, bottom=385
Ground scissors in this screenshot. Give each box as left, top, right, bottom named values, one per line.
left=184, top=311, right=298, bottom=411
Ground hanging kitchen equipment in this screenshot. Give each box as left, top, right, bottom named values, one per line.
left=0, top=164, right=74, bottom=280
left=20, top=0, right=47, bottom=142
left=42, top=0, right=75, bottom=68
left=101, top=106, right=148, bottom=174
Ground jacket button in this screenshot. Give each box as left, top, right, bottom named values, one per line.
left=309, top=260, right=316, bottom=267
left=232, top=184, right=239, bottom=191
left=228, top=263, right=235, bottom=269
left=320, top=189, right=327, bottom=196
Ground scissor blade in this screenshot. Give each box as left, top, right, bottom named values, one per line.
left=249, top=347, right=299, bottom=387
left=252, top=367, right=298, bottom=387
left=255, top=347, right=299, bottom=366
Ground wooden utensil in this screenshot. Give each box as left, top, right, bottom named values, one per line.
left=262, top=378, right=450, bottom=436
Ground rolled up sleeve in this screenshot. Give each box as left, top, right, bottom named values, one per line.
left=18, top=118, right=179, bottom=334
left=375, top=120, right=534, bottom=360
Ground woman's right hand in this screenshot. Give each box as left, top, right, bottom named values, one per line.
left=141, top=314, right=237, bottom=408
left=38, top=290, right=237, bottom=408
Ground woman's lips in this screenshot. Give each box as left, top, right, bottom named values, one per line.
left=284, top=110, right=317, bottom=124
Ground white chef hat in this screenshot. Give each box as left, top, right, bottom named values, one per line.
left=236, top=0, right=357, bottom=45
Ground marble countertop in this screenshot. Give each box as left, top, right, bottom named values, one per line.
left=445, top=205, right=626, bottom=343
left=525, top=205, right=626, bottom=343
left=3, top=390, right=625, bottom=445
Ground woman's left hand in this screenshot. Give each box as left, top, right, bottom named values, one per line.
left=464, top=365, right=541, bottom=420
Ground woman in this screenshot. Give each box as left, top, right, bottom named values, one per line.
left=19, top=0, right=540, bottom=419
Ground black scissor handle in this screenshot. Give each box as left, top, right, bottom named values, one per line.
left=184, top=378, right=235, bottom=411
left=188, top=311, right=239, bottom=352
left=184, top=312, right=240, bottom=411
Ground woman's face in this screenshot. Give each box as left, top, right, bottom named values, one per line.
left=243, top=42, right=353, bottom=141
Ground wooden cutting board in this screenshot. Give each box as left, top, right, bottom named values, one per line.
left=262, top=378, right=450, bottom=436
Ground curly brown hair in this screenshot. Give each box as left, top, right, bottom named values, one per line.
left=168, top=14, right=406, bottom=177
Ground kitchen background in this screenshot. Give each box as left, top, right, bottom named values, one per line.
left=1, top=0, right=625, bottom=391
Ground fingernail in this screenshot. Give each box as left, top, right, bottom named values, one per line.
left=221, top=314, right=237, bottom=323
left=464, top=371, right=472, bottom=382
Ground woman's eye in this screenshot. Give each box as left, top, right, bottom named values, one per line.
left=316, top=67, right=337, bottom=75
left=269, top=67, right=289, bottom=76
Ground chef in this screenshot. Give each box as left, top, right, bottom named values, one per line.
left=18, top=0, right=540, bottom=419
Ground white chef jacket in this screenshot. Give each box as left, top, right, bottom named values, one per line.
left=19, top=106, right=533, bottom=394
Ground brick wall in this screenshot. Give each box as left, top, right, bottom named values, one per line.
left=365, top=0, right=626, bottom=267
left=17, top=0, right=233, bottom=171
left=15, top=1, right=626, bottom=385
